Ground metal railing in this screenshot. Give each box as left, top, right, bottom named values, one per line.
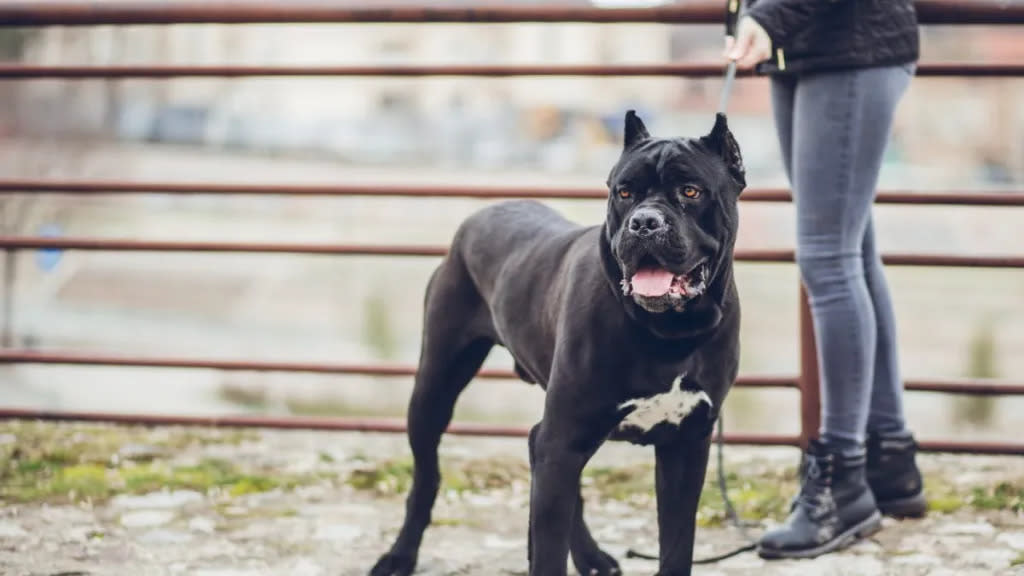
left=1, top=0, right=1022, bottom=455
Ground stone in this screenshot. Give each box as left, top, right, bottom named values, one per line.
left=189, top=516, right=217, bottom=534
left=112, top=490, right=203, bottom=510
left=0, top=522, right=27, bottom=538
left=997, top=532, right=1024, bottom=551
left=120, top=510, right=175, bottom=528
left=118, top=443, right=166, bottom=462
left=314, top=524, right=362, bottom=542
left=139, top=529, right=194, bottom=545
left=935, top=521, right=996, bottom=536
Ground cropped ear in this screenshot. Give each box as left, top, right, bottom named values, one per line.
left=699, top=113, right=746, bottom=190
left=623, top=109, right=650, bottom=149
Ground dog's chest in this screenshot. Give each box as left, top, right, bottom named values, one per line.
left=613, top=376, right=712, bottom=445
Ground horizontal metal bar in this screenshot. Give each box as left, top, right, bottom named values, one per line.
left=0, top=237, right=451, bottom=257
left=1, top=63, right=1021, bottom=80
left=0, top=407, right=799, bottom=446
left=905, top=378, right=1024, bottom=396
left=1, top=237, right=1022, bottom=268
left=0, top=349, right=796, bottom=389
left=0, top=408, right=1020, bottom=454
left=0, top=63, right=748, bottom=79
left=2, top=180, right=1023, bottom=206
left=1, top=1, right=1020, bottom=26
left=4, top=350, right=1024, bottom=396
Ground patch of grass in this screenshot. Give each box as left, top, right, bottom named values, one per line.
left=584, top=465, right=654, bottom=503
left=347, top=458, right=414, bottom=495
left=582, top=463, right=796, bottom=527
left=346, top=456, right=531, bottom=497
left=1012, top=552, right=1024, bottom=568
left=444, top=458, right=530, bottom=495
left=967, top=482, right=1023, bottom=513
left=696, top=469, right=797, bottom=527
left=923, top=475, right=966, bottom=514
left=0, top=422, right=298, bottom=505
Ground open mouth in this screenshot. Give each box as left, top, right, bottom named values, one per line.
left=620, top=256, right=709, bottom=302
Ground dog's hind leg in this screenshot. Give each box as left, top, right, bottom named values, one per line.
left=570, top=494, right=621, bottom=575
left=370, top=262, right=494, bottom=576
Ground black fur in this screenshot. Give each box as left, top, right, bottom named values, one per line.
left=370, top=112, right=746, bottom=576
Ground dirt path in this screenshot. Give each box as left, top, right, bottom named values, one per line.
left=1, top=422, right=1022, bottom=576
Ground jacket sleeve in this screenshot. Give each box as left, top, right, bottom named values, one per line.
left=745, top=0, right=843, bottom=46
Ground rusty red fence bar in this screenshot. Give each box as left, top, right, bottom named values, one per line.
left=2, top=180, right=1024, bottom=206
left=0, top=407, right=1018, bottom=455
left=2, top=236, right=1023, bottom=268
left=3, top=349, right=1021, bottom=397
left=0, top=408, right=801, bottom=446
left=1, top=0, right=1021, bottom=26
left=0, top=349, right=795, bottom=389
left=1, top=63, right=1021, bottom=79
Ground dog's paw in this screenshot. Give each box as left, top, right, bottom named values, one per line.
left=369, top=551, right=416, bottom=576
left=572, top=547, right=621, bottom=576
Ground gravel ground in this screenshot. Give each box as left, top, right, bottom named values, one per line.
left=1, top=423, right=1022, bottom=576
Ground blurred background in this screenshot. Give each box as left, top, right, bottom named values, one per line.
left=0, top=0, right=1022, bottom=443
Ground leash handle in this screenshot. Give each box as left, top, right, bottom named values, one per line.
left=718, top=0, right=746, bottom=116
left=725, top=0, right=741, bottom=39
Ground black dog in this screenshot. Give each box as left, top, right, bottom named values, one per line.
left=370, top=111, right=746, bottom=576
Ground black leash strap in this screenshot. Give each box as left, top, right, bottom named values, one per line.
left=718, top=0, right=744, bottom=115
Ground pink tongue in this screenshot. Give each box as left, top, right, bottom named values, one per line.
left=631, top=268, right=674, bottom=297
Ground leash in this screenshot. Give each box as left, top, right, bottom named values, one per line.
left=625, top=0, right=761, bottom=565
left=717, top=0, right=742, bottom=115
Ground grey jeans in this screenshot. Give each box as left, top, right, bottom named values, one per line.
left=770, top=64, right=914, bottom=451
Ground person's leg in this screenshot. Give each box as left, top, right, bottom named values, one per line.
left=769, top=75, right=797, bottom=179
left=793, top=65, right=913, bottom=453
left=758, top=64, right=912, bottom=559
left=862, top=216, right=908, bottom=435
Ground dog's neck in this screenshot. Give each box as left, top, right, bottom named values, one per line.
left=598, top=225, right=733, bottom=342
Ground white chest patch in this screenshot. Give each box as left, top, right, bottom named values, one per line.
left=617, top=376, right=712, bottom=434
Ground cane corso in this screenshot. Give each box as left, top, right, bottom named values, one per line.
left=370, top=111, right=746, bottom=576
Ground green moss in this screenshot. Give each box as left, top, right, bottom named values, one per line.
left=968, top=482, right=1023, bottom=513
left=0, top=422, right=301, bottom=505
left=347, top=458, right=414, bottom=495
left=927, top=495, right=964, bottom=514
left=695, top=469, right=797, bottom=527
left=584, top=465, right=654, bottom=503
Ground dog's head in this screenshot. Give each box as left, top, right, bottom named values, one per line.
left=601, top=111, right=745, bottom=334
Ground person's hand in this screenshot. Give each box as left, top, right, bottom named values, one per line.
left=723, top=16, right=772, bottom=69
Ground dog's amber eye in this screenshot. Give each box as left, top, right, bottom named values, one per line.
left=681, top=186, right=701, bottom=199
left=618, top=189, right=632, bottom=199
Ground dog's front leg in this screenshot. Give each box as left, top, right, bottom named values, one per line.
left=529, top=420, right=588, bottom=576
left=653, top=433, right=713, bottom=576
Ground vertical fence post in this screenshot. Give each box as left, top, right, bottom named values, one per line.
left=1, top=248, right=13, bottom=348
left=798, top=285, right=820, bottom=449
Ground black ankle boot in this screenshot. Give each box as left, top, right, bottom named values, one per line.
left=758, top=440, right=882, bottom=560
left=866, top=431, right=927, bottom=518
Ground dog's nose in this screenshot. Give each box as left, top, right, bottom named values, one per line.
left=629, top=208, right=665, bottom=236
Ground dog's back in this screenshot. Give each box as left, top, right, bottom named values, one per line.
left=450, top=200, right=595, bottom=308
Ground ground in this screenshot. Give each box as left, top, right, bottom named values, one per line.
left=0, top=421, right=1022, bottom=576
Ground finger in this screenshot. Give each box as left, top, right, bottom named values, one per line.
left=738, top=45, right=764, bottom=68
left=723, top=36, right=735, bottom=58
left=728, top=32, right=754, bottom=61
left=739, top=44, right=770, bottom=69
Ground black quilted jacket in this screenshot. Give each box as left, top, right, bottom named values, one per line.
left=744, top=0, right=919, bottom=75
